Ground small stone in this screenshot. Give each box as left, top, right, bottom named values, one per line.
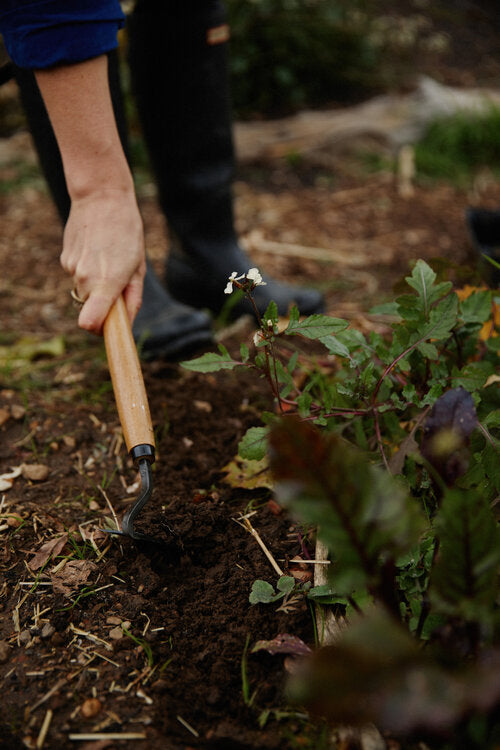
left=19, top=630, right=31, bottom=645
left=63, top=435, right=76, bottom=449
left=21, top=464, right=49, bottom=482
left=106, top=615, right=122, bottom=625
left=7, top=516, right=21, bottom=528
left=0, top=640, right=11, bottom=663
left=80, top=698, right=102, bottom=718
left=40, top=623, right=55, bottom=640
left=49, top=441, right=59, bottom=452
left=108, top=626, right=123, bottom=640
left=193, top=399, right=212, bottom=413
left=89, top=500, right=100, bottom=511
left=11, top=404, right=26, bottom=420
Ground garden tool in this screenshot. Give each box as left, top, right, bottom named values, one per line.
left=102, top=295, right=157, bottom=541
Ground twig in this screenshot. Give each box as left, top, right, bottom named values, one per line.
left=235, top=517, right=283, bottom=576
left=68, top=734, right=146, bottom=741
left=176, top=715, right=199, bottom=738
left=36, top=709, right=53, bottom=749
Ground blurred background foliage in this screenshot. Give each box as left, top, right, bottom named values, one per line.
left=224, top=0, right=451, bottom=117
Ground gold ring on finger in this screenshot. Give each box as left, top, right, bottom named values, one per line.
left=70, top=287, right=87, bottom=307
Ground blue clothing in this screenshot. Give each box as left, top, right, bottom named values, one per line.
left=0, top=0, right=125, bottom=68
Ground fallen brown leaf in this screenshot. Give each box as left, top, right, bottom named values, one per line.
left=28, top=533, right=69, bottom=571
left=50, top=559, right=98, bottom=596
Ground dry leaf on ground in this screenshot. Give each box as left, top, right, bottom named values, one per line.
left=28, top=532, right=69, bottom=570
left=50, top=559, right=98, bottom=596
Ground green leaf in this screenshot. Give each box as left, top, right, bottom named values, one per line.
left=459, top=289, right=492, bottom=324
left=412, top=293, right=458, bottom=344
left=238, top=426, right=268, bottom=461
left=369, top=301, right=401, bottom=316
left=405, top=260, right=452, bottom=316
left=263, top=299, right=278, bottom=324
left=240, top=342, right=250, bottom=362
left=181, top=344, right=239, bottom=373
left=285, top=314, right=348, bottom=340
left=322, top=335, right=351, bottom=358
left=277, top=576, right=296, bottom=594
left=451, top=361, right=495, bottom=391
left=249, top=579, right=276, bottom=604
left=429, top=488, right=500, bottom=622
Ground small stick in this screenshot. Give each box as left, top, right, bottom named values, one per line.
left=176, top=715, right=199, bottom=738
left=68, top=734, right=146, bottom=741
left=236, top=517, right=284, bottom=576
left=36, top=709, right=53, bottom=749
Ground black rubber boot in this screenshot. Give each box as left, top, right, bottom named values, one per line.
left=14, top=56, right=213, bottom=360
left=128, top=1, right=324, bottom=320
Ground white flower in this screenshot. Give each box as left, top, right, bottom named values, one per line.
left=253, top=331, right=262, bottom=346
left=224, top=271, right=244, bottom=294
left=246, top=267, right=266, bottom=286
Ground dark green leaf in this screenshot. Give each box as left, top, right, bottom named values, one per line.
left=249, top=579, right=276, bottom=604
left=180, top=345, right=240, bottom=372
left=239, top=426, right=268, bottom=461
left=429, top=488, right=500, bottom=621
left=286, top=314, right=348, bottom=340
left=459, top=290, right=493, bottom=324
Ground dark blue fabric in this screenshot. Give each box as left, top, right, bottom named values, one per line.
left=0, top=0, right=125, bottom=68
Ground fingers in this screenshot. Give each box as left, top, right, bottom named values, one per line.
left=61, top=189, right=146, bottom=335
left=123, top=263, right=145, bottom=326
left=76, top=267, right=145, bottom=335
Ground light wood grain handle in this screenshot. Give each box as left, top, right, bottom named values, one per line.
left=103, top=295, right=155, bottom=453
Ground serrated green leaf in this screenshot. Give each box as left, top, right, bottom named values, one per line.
left=263, top=299, right=278, bottom=324
left=322, top=335, right=351, bottom=358
left=238, top=426, right=268, bottom=461
left=405, top=260, right=453, bottom=316
left=180, top=347, right=239, bottom=372
left=412, top=293, right=458, bottom=344
left=451, top=360, right=495, bottom=391
left=459, top=290, right=493, bottom=324
left=286, top=314, right=348, bottom=340
left=416, top=341, right=439, bottom=359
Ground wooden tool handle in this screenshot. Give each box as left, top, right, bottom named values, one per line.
left=103, top=295, right=155, bottom=453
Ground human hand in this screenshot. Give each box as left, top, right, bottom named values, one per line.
left=61, top=187, right=145, bottom=334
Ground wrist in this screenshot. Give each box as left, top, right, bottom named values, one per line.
left=65, top=143, right=133, bottom=201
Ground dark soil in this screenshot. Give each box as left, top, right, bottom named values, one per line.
left=1, top=4, right=500, bottom=748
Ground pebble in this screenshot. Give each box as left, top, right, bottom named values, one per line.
left=40, top=623, right=55, bottom=640
left=80, top=698, right=102, bottom=718
left=19, top=630, right=31, bottom=646
left=108, top=626, right=123, bottom=640
left=21, top=464, right=49, bottom=482
left=0, top=640, right=11, bottom=663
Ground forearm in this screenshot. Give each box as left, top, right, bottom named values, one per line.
left=34, top=55, right=132, bottom=199
left=33, top=55, right=145, bottom=334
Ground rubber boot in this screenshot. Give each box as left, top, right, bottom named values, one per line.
left=14, top=55, right=214, bottom=360
left=127, top=1, right=324, bottom=320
